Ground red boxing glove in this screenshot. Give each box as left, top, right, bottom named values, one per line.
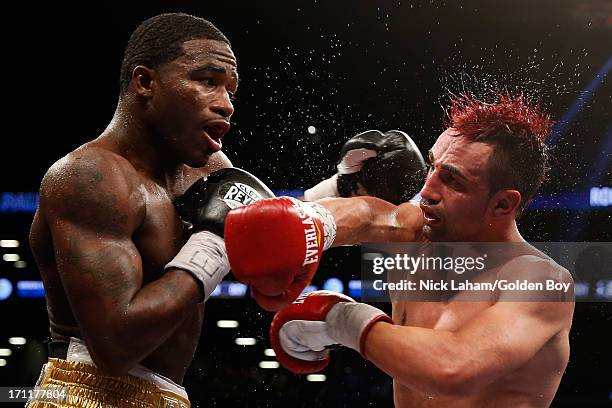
left=224, top=197, right=336, bottom=311
left=270, top=291, right=353, bottom=374
left=270, top=291, right=392, bottom=374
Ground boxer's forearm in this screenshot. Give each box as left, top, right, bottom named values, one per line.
left=52, top=233, right=201, bottom=375
left=87, top=270, right=201, bottom=375
left=317, top=197, right=418, bottom=245
left=121, top=269, right=202, bottom=349
left=364, top=299, right=573, bottom=398
left=363, top=323, right=476, bottom=397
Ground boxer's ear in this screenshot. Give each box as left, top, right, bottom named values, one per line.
left=490, top=189, right=521, bottom=217
left=131, top=65, right=155, bottom=98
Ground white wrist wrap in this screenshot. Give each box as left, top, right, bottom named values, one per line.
left=165, top=231, right=230, bottom=301
left=289, top=198, right=337, bottom=251
left=325, top=302, right=388, bottom=353
left=304, top=174, right=339, bottom=201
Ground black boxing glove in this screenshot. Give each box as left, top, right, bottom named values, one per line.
left=304, top=130, right=384, bottom=201
left=304, top=130, right=426, bottom=204
left=359, top=130, right=426, bottom=204
left=165, top=168, right=275, bottom=301
left=174, top=167, right=275, bottom=236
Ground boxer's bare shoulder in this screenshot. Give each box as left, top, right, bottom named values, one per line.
left=41, top=142, right=232, bottom=211
left=40, top=145, right=145, bottom=225
left=200, top=150, right=233, bottom=174
left=495, top=250, right=575, bottom=303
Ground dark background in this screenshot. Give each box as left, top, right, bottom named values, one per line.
left=0, top=0, right=611, bottom=407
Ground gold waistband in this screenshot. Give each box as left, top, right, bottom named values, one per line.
left=26, top=358, right=190, bottom=408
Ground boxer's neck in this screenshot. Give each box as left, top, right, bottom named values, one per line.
left=99, top=99, right=184, bottom=186
left=476, top=219, right=524, bottom=243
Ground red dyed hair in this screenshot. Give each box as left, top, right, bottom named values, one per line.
left=448, top=92, right=553, bottom=142
left=446, top=92, right=554, bottom=217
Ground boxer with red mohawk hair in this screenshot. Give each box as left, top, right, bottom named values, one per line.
left=270, top=92, right=574, bottom=408
left=447, top=92, right=553, bottom=218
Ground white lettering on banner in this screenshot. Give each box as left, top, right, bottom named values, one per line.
left=370, top=278, right=573, bottom=294
left=420, top=280, right=449, bottom=290
left=546, top=280, right=572, bottom=292
left=374, top=280, right=417, bottom=291
left=223, top=183, right=264, bottom=209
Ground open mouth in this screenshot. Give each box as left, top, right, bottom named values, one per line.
left=202, top=121, right=230, bottom=152
left=421, top=207, right=441, bottom=225
left=204, top=124, right=226, bottom=142
left=201, top=129, right=222, bottom=152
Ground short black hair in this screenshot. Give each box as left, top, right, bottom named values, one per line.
left=119, top=13, right=230, bottom=94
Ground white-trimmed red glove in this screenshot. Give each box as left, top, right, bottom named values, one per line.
left=225, top=197, right=336, bottom=311
left=269, top=290, right=393, bottom=374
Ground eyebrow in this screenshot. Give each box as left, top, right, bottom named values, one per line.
left=191, top=64, right=239, bottom=83
left=441, top=164, right=467, bottom=180
left=428, top=150, right=468, bottom=181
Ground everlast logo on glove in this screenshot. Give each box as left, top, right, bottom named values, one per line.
left=290, top=200, right=322, bottom=266
left=222, top=183, right=264, bottom=209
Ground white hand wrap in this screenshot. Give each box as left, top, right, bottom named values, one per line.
left=165, top=231, right=230, bottom=302
left=288, top=198, right=337, bottom=251
left=326, top=302, right=390, bottom=354
left=304, top=174, right=339, bottom=201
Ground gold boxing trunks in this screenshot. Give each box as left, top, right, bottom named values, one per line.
left=26, top=338, right=190, bottom=408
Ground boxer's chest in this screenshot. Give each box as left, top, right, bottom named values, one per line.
left=391, top=262, right=503, bottom=330
left=132, top=182, right=187, bottom=282
left=392, top=300, right=491, bottom=331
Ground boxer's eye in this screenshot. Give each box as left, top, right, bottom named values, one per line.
left=440, top=171, right=463, bottom=190
left=199, top=78, right=216, bottom=88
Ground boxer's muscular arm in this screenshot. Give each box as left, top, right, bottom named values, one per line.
left=41, top=152, right=201, bottom=375
left=316, top=197, right=423, bottom=245
left=363, top=264, right=574, bottom=397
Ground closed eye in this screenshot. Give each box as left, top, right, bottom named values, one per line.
left=440, top=170, right=465, bottom=190
left=198, top=77, right=216, bottom=87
